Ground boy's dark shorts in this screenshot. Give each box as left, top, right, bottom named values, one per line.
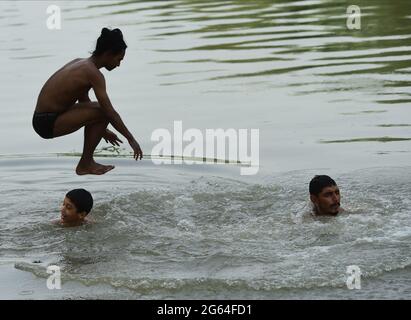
left=32, top=112, right=59, bottom=139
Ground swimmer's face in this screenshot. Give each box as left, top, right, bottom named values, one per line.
left=105, top=50, right=125, bottom=71
left=60, top=197, right=86, bottom=225
left=310, top=185, right=341, bottom=216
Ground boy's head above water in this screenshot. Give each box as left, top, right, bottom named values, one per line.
left=60, top=189, right=93, bottom=226
left=309, top=175, right=341, bottom=216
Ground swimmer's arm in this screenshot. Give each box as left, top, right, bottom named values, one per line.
left=89, top=70, right=135, bottom=142
left=90, top=70, right=143, bottom=159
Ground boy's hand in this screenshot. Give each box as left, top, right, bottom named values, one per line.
left=129, top=138, right=143, bottom=160
left=103, top=129, right=123, bottom=146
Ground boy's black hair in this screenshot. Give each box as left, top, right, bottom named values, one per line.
left=66, top=189, right=93, bottom=214
left=309, top=175, right=337, bottom=196
left=92, top=27, right=127, bottom=56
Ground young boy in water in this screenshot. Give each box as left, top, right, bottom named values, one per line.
left=53, top=189, right=94, bottom=227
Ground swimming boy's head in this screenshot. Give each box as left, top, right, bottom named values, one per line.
left=309, top=175, right=341, bottom=216
left=60, top=189, right=93, bottom=226
left=92, top=27, right=127, bottom=71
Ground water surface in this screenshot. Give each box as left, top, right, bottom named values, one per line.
left=1, top=0, right=411, bottom=299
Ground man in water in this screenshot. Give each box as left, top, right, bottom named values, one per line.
left=33, top=27, right=143, bottom=175
left=53, top=189, right=93, bottom=227
left=309, top=175, right=343, bottom=216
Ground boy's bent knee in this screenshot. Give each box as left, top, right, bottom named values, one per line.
left=92, top=108, right=108, bottom=122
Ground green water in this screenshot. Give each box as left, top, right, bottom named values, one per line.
left=1, top=0, right=411, bottom=300
left=0, top=0, right=410, bottom=172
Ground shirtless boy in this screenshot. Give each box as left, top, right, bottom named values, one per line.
left=33, top=27, right=143, bottom=175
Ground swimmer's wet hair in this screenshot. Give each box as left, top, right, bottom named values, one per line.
left=309, top=175, right=337, bottom=196
left=92, top=27, right=127, bottom=56
left=66, top=189, right=93, bottom=214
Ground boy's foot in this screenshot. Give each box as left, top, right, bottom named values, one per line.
left=76, top=162, right=115, bottom=175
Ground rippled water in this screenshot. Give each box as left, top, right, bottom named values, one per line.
left=1, top=0, right=410, bottom=169
left=1, top=158, right=410, bottom=299
left=1, top=0, right=411, bottom=299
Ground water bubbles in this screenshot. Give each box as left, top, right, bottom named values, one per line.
left=177, top=219, right=196, bottom=232
left=5, top=166, right=411, bottom=298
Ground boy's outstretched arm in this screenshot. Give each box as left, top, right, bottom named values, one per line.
left=90, top=70, right=143, bottom=160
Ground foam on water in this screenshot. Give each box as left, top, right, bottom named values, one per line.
left=5, top=161, right=411, bottom=298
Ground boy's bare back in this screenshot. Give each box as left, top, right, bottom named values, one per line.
left=35, top=59, right=100, bottom=114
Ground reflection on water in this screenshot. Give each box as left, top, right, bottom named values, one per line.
left=320, top=136, right=411, bottom=143
left=377, top=124, right=411, bottom=127
left=65, top=0, right=411, bottom=104
left=2, top=0, right=411, bottom=100
left=33, top=0, right=408, bottom=100
left=0, top=0, right=410, bottom=158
